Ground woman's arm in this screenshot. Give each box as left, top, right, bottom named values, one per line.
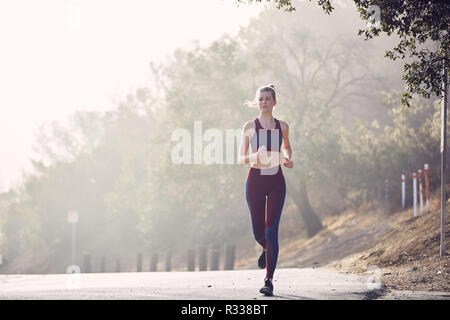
left=238, top=121, right=259, bottom=165
left=281, top=121, right=293, bottom=168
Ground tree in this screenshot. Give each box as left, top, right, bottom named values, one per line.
left=234, top=0, right=450, bottom=106
left=152, top=36, right=255, bottom=246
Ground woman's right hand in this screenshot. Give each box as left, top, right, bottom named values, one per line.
left=257, top=145, right=269, bottom=165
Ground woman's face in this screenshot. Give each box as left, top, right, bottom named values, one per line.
left=258, top=91, right=276, bottom=112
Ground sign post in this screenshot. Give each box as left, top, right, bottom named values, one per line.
left=67, top=210, right=79, bottom=265
left=440, top=61, right=448, bottom=256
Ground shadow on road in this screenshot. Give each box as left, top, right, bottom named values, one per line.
left=262, top=294, right=315, bottom=300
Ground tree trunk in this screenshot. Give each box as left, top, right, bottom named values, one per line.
left=285, top=176, right=323, bottom=238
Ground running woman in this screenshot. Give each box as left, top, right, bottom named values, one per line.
left=239, top=84, right=293, bottom=296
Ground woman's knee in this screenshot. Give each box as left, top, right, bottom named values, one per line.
left=254, top=232, right=265, bottom=243
left=265, top=226, right=278, bottom=244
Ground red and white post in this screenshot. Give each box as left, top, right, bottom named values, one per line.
left=413, top=172, right=417, bottom=218
left=424, top=164, right=430, bottom=212
left=401, top=174, right=406, bottom=209
left=418, top=169, right=424, bottom=215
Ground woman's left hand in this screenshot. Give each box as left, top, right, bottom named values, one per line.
left=283, top=157, right=293, bottom=168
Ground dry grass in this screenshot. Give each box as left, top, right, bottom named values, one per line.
left=327, top=195, right=450, bottom=292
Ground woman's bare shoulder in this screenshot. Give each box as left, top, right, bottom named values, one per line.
left=243, top=119, right=256, bottom=130
left=278, top=119, right=289, bottom=130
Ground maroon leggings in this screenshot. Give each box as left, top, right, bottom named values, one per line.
left=245, top=165, right=286, bottom=278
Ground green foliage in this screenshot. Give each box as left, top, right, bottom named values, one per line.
left=0, top=190, right=45, bottom=260
left=234, top=0, right=450, bottom=106
left=338, top=91, right=442, bottom=208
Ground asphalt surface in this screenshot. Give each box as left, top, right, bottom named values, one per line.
left=0, top=268, right=448, bottom=300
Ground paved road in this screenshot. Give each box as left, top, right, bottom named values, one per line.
left=0, top=268, right=448, bottom=300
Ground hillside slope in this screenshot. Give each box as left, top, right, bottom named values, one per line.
left=326, top=197, right=449, bottom=292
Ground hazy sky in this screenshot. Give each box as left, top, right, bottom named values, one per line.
left=0, top=0, right=263, bottom=192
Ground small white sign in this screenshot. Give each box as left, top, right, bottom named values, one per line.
left=68, top=210, right=78, bottom=224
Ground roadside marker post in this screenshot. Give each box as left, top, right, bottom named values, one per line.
left=413, top=173, right=417, bottom=218
left=419, top=169, right=424, bottom=215
left=401, top=174, right=406, bottom=209
left=424, top=164, right=430, bottom=212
